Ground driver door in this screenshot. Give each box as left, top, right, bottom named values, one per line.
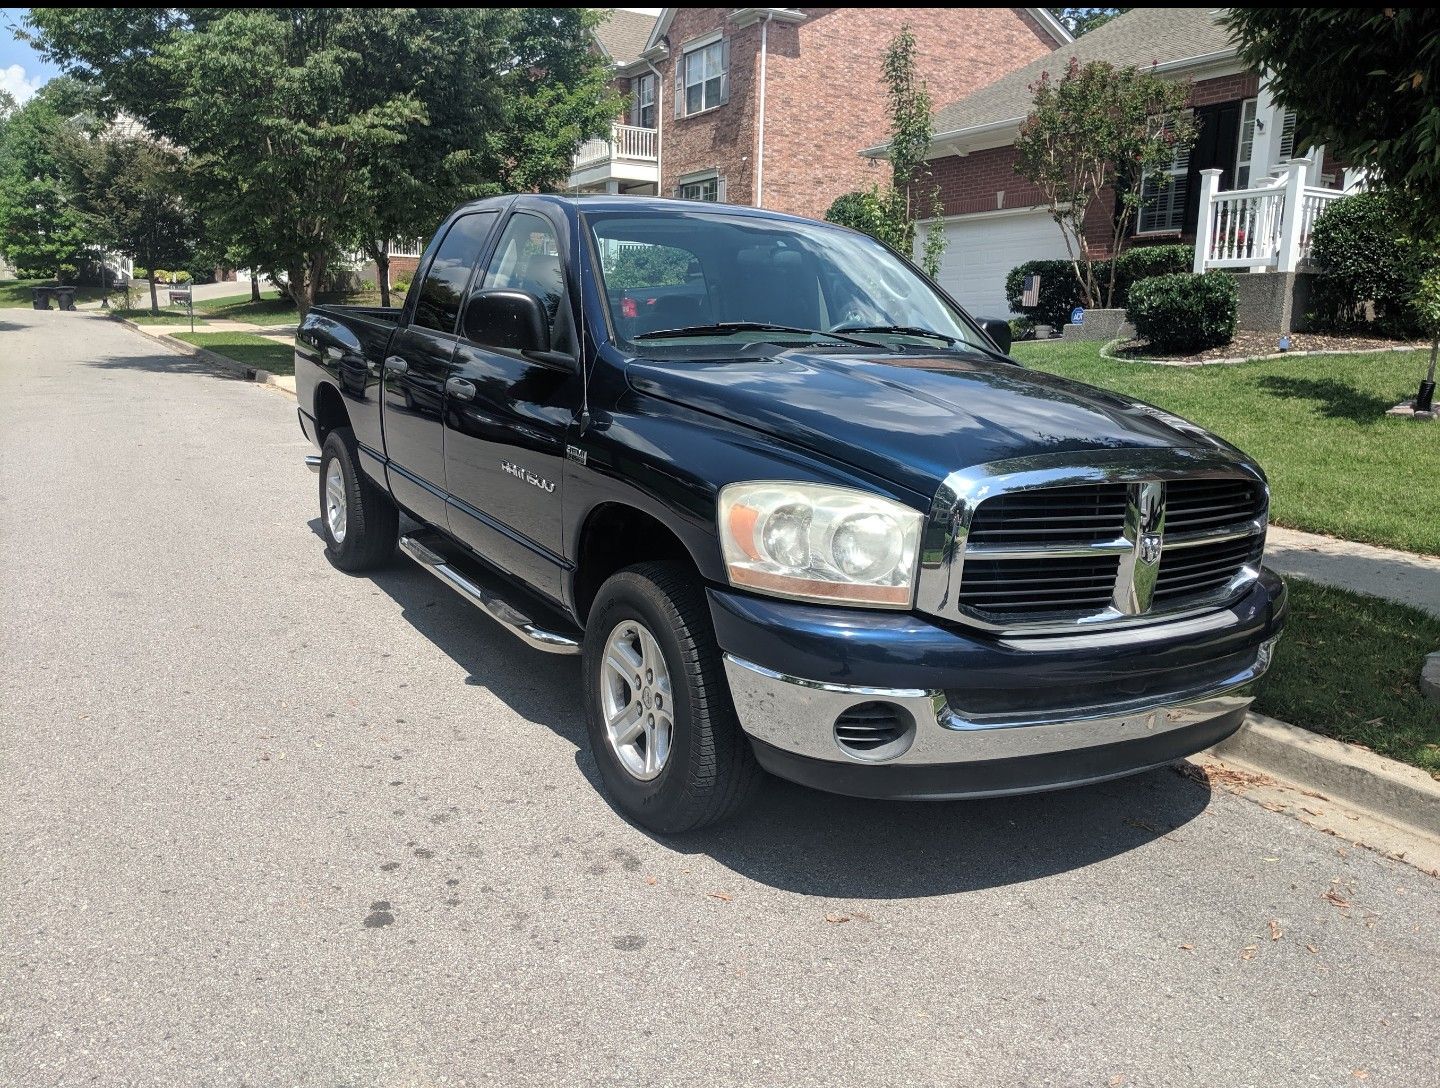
left=442, top=209, right=582, bottom=606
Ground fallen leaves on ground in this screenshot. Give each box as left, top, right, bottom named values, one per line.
left=707, top=891, right=732, bottom=902
left=1241, top=945, right=1258, bottom=961
left=1323, top=889, right=1351, bottom=911
left=824, top=913, right=851, bottom=924
left=1269, top=919, right=1283, bottom=941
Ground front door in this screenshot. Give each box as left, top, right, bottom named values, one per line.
left=1183, top=102, right=1242, bottom=234
left=444, top=209, right=582, bottom=606
left=381, top=210, right=498, bottom=524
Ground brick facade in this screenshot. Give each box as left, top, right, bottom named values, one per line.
left=634, top=7, right=1057, bottom=219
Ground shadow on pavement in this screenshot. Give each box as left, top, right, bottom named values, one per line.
left=312, top=521, right=1214, bottom=899
left=86, top=350, right=252, bottom=380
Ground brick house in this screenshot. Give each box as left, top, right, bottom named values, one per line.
left=572, top=7, right=1072, bottom=220
left=880, top=8, right=1362, bottom=319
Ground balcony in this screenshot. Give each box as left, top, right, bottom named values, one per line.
left=569, top=123, right=659, bottom=192
left=1194, top=157, right=1344, bottom=274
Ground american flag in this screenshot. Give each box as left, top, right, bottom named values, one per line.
left=1022, top=274, right=1040, bottom=308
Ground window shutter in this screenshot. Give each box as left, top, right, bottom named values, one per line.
left=719, top=37, right=730, bottom=105
left=628, top=79, right=639, bottom=126
left=716, top=177, right=727, bottom=203
left=674, top=56, right=684, bottom=118
left=1277, top=109, right=1297, bottom=162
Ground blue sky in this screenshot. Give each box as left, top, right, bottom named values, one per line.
left=2, top=8, right=58, bottom=103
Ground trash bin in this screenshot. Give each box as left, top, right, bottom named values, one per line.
left=31, top=286, right=53, bottom=310
left=54, top=287, right=77, bottom=311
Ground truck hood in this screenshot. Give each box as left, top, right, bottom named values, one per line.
left=626, top=349, right=1233, bottom=500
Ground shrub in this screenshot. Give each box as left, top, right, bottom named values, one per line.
left=1309, top=191, right=1424, bottom=334
left=173, top=270, right=191, bottom=284
left=1113, top=244, right=1193, bottom=298
left=1126, top=271, right=1238, bottom=352
left=1004, top=259, right=1084, bottom=329
left=132, top=266, right=149, bottom=280
left=392, top=278, right=411, bottom=294
left=1009, top=316, right=1036, bottom=342
left=824, top=187, right=907, bottom=252
left=359, top=278, right=376, bottom=293
left=153, top=268, right=171, bottom=283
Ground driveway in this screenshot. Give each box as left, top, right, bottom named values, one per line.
left=2, top=309, right=1437, bottom=1087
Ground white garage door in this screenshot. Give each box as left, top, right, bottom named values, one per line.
left=926, top=211, right=1073, bottom=320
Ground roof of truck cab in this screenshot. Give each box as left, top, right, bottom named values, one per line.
left=449, top=193, right=827, bottom=227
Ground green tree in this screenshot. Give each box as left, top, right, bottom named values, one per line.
left=0, top=80, right=94, bottom=281
left=27, top=8, right=618, bottom=315
left=824, top=26, right=945, bottom=278
left=65, top=130, right=200, bottom=313
left=1013, top=58, right=1196, bottom=308
left=1050, top=9, right=1130, bottom=36
left=1222, top=9, right=1440, bottom=236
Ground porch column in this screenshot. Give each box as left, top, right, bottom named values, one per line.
left=1275, top=157, right=1312, bottom=274
left=1193, top=169, right=1223, bottom=273
left=605, top=180, right=620, bottom=195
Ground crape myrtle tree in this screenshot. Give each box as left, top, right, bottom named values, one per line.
left=1013, top=58, right=1195, bottom=309
left=1222, top=7, right=1440, bottom=408
left=0, top=79, right=95, bottom=281
left=27, top=8, right=619, bottom=315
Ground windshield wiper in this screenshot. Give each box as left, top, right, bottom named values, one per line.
left=828, top=324, right=959, bottom=346
left=632, top=322, right=884, bottom=348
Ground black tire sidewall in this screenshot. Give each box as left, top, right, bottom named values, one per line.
left=320, top=430, right=367, bottom=568
left=583, top=573, right=705, bottom=828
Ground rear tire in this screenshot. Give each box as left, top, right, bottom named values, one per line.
left=319, top=427, right=398, bottom=571
left=583, top=561, right=762, bottom=833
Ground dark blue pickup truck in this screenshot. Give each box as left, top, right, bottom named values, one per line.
left=295, top=194, right=1286, bottom=832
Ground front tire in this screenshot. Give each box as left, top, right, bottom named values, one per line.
left=582, top=562, right=761, bottom=833
left=319, top=427, right=398, bottom=571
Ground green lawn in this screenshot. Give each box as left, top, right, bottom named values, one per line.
left=1010, top=340, right=1440, bottom=556
left=0, top=278, right=108, bottom=308
left=172, top=332, right=294, bottom=377
left=111, top=307, right=208, bottom=326
left=1257, top=579, right=1440, bottom=777
left=194, top=289, right=299, bottom=325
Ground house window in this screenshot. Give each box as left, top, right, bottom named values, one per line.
left=1138, top=113, right=1191, bottom=234
left=631, top=73, right=656, bottom=130
left=678, top=173, right=723, bottom=202
left=1235, top=98, right=1258, bottom=188
left=679, top=37, right=728, bottom=116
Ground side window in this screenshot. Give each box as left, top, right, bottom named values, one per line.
left=413, top=211, right=497, bottom=333
left=479, top=212, right=574, bottom=354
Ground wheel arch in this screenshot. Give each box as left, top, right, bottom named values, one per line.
left=571, top=502, right=702, bottom=624
left=313, top=380, right=350, bottom=444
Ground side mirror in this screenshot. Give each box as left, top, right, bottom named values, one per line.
left=980, top=317, right=1013, bottom=354
left=463, top=288, right=551, bottom=353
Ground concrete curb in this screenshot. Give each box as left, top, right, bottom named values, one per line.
left=1098, top=339, right=1428, bottom=368
left=112, top=315, right=296, bottom=398
left=1209, top=711, right=1440, bottom=841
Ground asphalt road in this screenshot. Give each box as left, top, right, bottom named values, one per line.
left=3, top=308, right=1438, bottom=1087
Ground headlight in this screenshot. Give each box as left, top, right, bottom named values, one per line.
left=718, top=482, right=923, bottom=608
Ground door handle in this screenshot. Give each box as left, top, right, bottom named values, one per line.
left=383, top=356, right=409, bottom=375
left=445, top=377, right=477, bottom=402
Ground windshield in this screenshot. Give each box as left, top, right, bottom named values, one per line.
left=584, top=207, right=990, bottom=354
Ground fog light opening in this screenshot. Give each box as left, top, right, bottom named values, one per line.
left=833, top=701, right=916, bottom=761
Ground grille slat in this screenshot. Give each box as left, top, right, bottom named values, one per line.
left=956, top=475, right=1265, bottom=623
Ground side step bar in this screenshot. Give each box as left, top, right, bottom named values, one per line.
left=398, top=531, right=581, bottom=656
left=304, top=455, right=322, bottom=473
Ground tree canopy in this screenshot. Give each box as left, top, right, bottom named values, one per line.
left=25, top=7, right=619, bottom=312
left=1222, top=9, right=1440, bottom=235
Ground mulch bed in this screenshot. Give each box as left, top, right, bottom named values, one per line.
left=1111, top=330, right=1427, bottom=364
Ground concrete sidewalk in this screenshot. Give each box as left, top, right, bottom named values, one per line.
left=1264, top=525, right=1440, bottom=618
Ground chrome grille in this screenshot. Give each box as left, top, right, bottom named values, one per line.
left=1154, top=535, right=1264, bottom=605
left=923, top=455, right=1269, bottom=632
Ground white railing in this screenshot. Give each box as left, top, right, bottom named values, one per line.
left=573, top=123, right=658, bottom=169
left=1195, top=158, right=1344, bottom=274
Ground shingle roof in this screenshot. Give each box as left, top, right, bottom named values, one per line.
left=931, top=8, right=1239, bottom=137
left=592, top=9, right=659, bottom=67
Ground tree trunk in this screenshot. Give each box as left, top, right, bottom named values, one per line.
left=148, top=273, right=159, bottom=315
left=250, top=271, right=261, bottom=303
left=376, top=246, right=391, bottom=308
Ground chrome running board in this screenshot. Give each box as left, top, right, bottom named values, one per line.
left=398, top=531, right=581, bottom=656
left=304, top=455, right=322, bottom=473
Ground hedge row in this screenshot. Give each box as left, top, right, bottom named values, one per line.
left=1003, top=244, right=1193, bottom=328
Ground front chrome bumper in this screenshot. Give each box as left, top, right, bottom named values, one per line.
left=723, top=635, right=1278, bottom=774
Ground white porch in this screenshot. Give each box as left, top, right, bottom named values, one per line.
left=568, top=123, right=659, bottom=194
left=1193, top=157, right=1347, bottom=275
